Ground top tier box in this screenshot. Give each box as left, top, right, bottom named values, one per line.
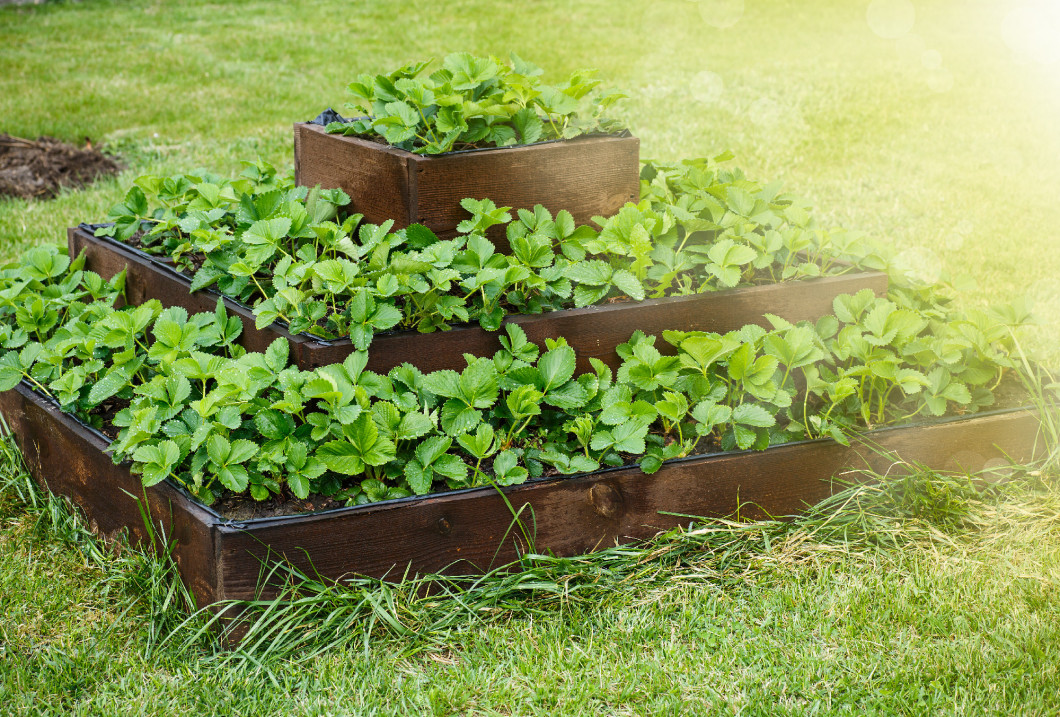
left=293, top=122, right=641, bottom=238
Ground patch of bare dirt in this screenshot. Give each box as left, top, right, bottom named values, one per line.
left=0, top=133, right=122, bottom=200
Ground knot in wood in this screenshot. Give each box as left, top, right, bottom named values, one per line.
left=588, top=483, right=622, bottom=519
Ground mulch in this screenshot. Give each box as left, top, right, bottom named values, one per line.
left=0, top=133, right=123, bottom=201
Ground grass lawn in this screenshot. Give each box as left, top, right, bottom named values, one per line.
left=1, top=0, right=1059, bottom=713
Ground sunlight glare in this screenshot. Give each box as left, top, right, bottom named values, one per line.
left=867, top=0, right=916, bottom=39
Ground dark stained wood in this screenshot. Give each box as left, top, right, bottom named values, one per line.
left=1, top=380, right=1042, bottom=604
left=293, top=123, right=641, bottom=237
left=69, top=226, right=889, bottom=375
left=294, top=123, right=413, bottom=227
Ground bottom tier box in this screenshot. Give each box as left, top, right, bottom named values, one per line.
left=0, top=381, right=1044, bottom=607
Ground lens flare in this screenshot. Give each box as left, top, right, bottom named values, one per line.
left=926, top=67, right=954, bottom=93
left=1002, top=4, right=1060, bottom=66
left=893, top=247, right=942, bottom=285
left=867, top=0, right=916, bottom=39
left=921, top=49, right=942, bottom=70
left=691, top=70, right=725, bottom=104
left=896, top=33, right=926, bottom=65
left=698, top=0, right=744, bottom=29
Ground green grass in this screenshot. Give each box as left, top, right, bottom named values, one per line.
left=2, top=428, right=1059, bottom=715
left=2, top=0, right=1060, bottom=713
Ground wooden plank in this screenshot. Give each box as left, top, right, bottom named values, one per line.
left=409, top=134, right=640, bottom=234
left=293, top=123, right=640, bottom=237
left=70, top=226, right=888, bottom=375
left=294, top=123, right=412, bottom=227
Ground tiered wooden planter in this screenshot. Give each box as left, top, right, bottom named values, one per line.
left=69, top=225, right=889, bottom=374
left=293, top=122, right=641, bottom=238
left=21, top=116, right=1025, bottom=615
left=0, top=380, right=1042, bottom=607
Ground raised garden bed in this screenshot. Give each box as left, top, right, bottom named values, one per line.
left=68, top=224, right=889, bottom=374
left=1, top=379, right=1041, bottom=607
left=293, top=122, right=640, bottom=239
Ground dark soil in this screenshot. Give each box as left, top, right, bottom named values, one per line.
left=0, top=134, right=122, bottom=200
left=88, top=397, right=130, bottom=440
left=215, top=493, right=346, bottom=521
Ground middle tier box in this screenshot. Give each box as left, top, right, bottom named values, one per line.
left=69, top=225, right=888, bottom=375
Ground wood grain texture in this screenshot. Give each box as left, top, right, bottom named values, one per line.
left=409, top=134, right=640, bottom=234
left=293, top=123, right=640, bottom=237
left=1, top=382, right=1038, bottom=604
left=70, top=227, right=888, bottom=375
left=294, top=123, right=412, bottom=226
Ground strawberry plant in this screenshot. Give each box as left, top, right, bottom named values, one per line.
left=324, top=53, right=627, bottom=154
left=95, top=157, right=869, bottom=351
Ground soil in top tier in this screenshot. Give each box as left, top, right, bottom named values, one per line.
left=0, top=134, right=122, bottom=200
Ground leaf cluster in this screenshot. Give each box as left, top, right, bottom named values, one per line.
left=325, top=53, right=627, bottom=154
left=0, top=244, right=1032, bottom=509
left=97, top=158, right=863, bottom=349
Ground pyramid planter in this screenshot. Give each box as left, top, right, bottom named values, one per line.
left=0, top=379, right=1041, bottom=607
left=69, top=224, right=888, bottom=374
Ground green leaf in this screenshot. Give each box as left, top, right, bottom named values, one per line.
left=415, top=435, right=452, bottom=466
left=565, top=260, right=612, bottom=286
left=423, top=370, right=462, bottom=399
left=318, top=440, right=367, bottom=476
left=511, top=107, right=543, bottom=144
left=732, top=424, right=757, bottom=450
left=404, top=459, right=433, bottom=495
left=132, top=440, right=180, bottom=487
left=396, top=410, right=434, bottom=441
left=691, top=401, right=731, bottom=433
left=459, top=359, right=499, bottom=408
left=492, top=450, right=527, bottom=486
left=456, top=423, right=496, bottom=459
left=207, top=434, right=231, bottom=466
left=732, top=403, right=776, bottom=428
left=288, top=474, right=311, bottom=500
left=441, top=400, right=481, bottom=436
left=227, top=439, right=258, bottom=465
left=87, top=366, right=130, bottom=405
left=264, top=338, right=289, bottom=372
left=610, top=269, right=645, bottom=301
left=217, top=465, right=249, bottom=492
left=0, top=353, right=23, bottom=391
left=243, top=217, right=292, bottom=245
left=537, top=345, right=576, bottom=392
left=572, top=284, right=609, bottom=307
left=433, top=454, right=468, bottom=481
